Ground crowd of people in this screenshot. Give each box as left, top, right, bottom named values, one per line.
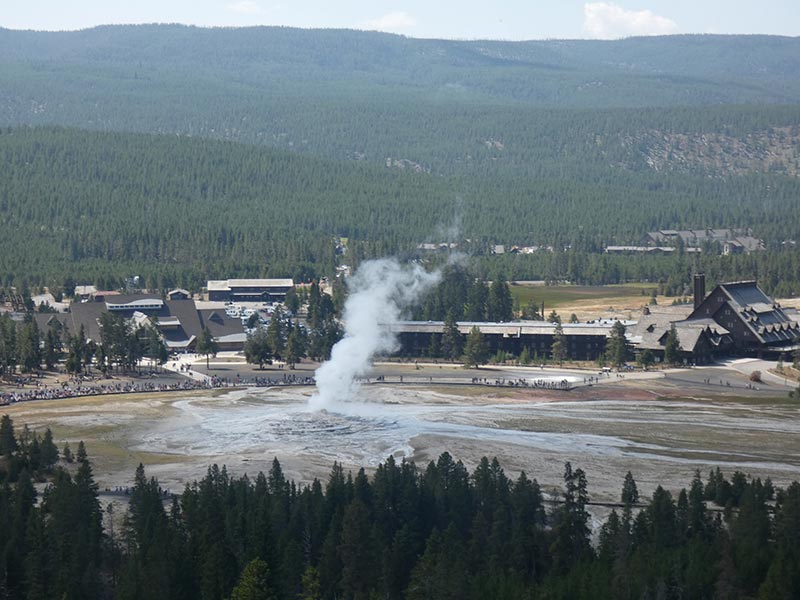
left=0, top=376, right=225, bottom=405
left=238, top=373, right=316, bottom=387
left=471, top=376, right=574, bottom=390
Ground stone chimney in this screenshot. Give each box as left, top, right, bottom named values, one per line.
left=693, top=273, right=706, bottom=310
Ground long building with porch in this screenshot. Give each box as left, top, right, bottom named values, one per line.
left=391, top=320, right=620, bottom=361
left=206, top=278, right=294, bottom=302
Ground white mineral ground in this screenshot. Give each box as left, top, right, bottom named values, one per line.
left=4, top=374, right=799, bottom=503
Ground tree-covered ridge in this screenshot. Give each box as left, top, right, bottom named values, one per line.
left=1, top=26, right=800, bottom=108
left=2, top=126, right=800, bottom=292
left=1, top=416, right=799, bottom=599
left=2, top=57, right=800, bottom=180
left=2, top=26, right=800, bottom=182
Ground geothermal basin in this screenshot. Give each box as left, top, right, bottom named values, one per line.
left=5, top=378, right=800, bottom=502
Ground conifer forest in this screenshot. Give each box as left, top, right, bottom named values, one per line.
left=1, top=420, right=799, bottom=600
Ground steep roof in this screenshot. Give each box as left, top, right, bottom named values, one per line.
left=689, top=281, right=800, bottom=346
left=198, top=309, right=246, bottom=340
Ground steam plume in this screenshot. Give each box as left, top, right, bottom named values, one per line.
left=310, top=259, right=440, bottom=410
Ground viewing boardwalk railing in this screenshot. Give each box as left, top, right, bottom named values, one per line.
left=2, top=371, right=584, bottom=406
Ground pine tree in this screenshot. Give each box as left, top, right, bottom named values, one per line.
left=299, top=566, right=321, bottom=600
left=441, top=310, right=462, bottom=361
left=522, top=299, right=541, bottom=321
left=463, top=326, right=488, bottom=368
left=427, top=333, right=441, bottom=358
left=229, top=559, right=277, bottom=600
left=465, top=280, right=488, bottom=321
left=664, top=324, right=681, bottom=366
left=146, top=327, right=168, bottom=366
left=62, top=442, right=73, bottom=463
left=284, top=287, right=300, bottom=316
left=487, top=275, right=513, bottom=322
left=621, top=472, right=639, bottom=507
left=607, top=321, right=628, bottom=367
left=549, top=462, right=592, bottom=574
left=39, top=428, right=58, bottom=469
left=244, top=329, right=272, bottom=369
left=65, top=331, right=83, bottom=374
left=646, top=486, right=678, bottom=551
left=285, top=323, right=306, bottom=368
left=24, top=507, right=48, bottom=600
left=519, top=346, right=531, bottom=365
left=195, top=327, right=219, bottom=369
left=76, top=441, right=88, bottom=463
left=551, top=322, right=567, bottom=365
left=17, top=320, right=42, bottom=373
left=0, top=414, right=18, bottom=456
left=339, top=499, right=377, bottom=599
left=637, top=349, right=655, bottom=370
left=44, top=328, right=59, bottom=370
left=266, top=306, right=286, bottom=360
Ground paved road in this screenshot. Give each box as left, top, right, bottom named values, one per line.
left=721, top=358, right=797, bottom=389
left=657, top=360, right=795, bottom=397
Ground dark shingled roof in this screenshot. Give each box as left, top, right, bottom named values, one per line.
left=198, top=309, right=246, bottom=340
left=54, top=294, right=245, bottom=349
left=689, top=281, right=800, bottom=347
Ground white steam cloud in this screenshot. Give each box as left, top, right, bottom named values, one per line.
left=436, top=196, right=464, bottom=245
left=583, top=3, right=678, bottom=39
left=360, top=11, right=417, bottom=33
left=226, top=1, right=263, bottom=15
left=310, top=259, right=440, bottom=410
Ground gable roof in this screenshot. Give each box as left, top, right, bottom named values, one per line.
left=198, top=309, right=246, bottom=339
left=689, top=281, right=800, bottom=346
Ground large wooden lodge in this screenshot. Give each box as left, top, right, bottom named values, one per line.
left=24, top=274, right=800, bottom=363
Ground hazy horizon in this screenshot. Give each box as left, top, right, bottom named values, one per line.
left=2, top=1, right=799, bottom=41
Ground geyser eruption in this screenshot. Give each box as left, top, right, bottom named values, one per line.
left=311, top=258, right=440, bottom=410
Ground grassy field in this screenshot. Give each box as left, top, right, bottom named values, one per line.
left=509, top=283, right=656, bottom=306
left=509, top=283, right=668, bottom=321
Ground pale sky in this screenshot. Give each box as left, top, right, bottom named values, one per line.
left=1, top=1, right=799, bottom=40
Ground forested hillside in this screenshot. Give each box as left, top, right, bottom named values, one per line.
left=2, top=27, right=800, bottom=109
left=1, top=27, right=800, bottom=293
left=1, top=27, right=800, bottom=178
left=2, top=127, right=800, bottom=293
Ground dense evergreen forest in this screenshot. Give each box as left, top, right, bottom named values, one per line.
left=1, top=417, right=799, bottom=599
left=2, top=126, right=800, bottom=295
left=1, top=27, right=800, bottom=293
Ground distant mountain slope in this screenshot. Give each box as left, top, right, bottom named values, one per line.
left=1, top=26, right=799, bottom=104
left=1, top=26, right=799, bottom=181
